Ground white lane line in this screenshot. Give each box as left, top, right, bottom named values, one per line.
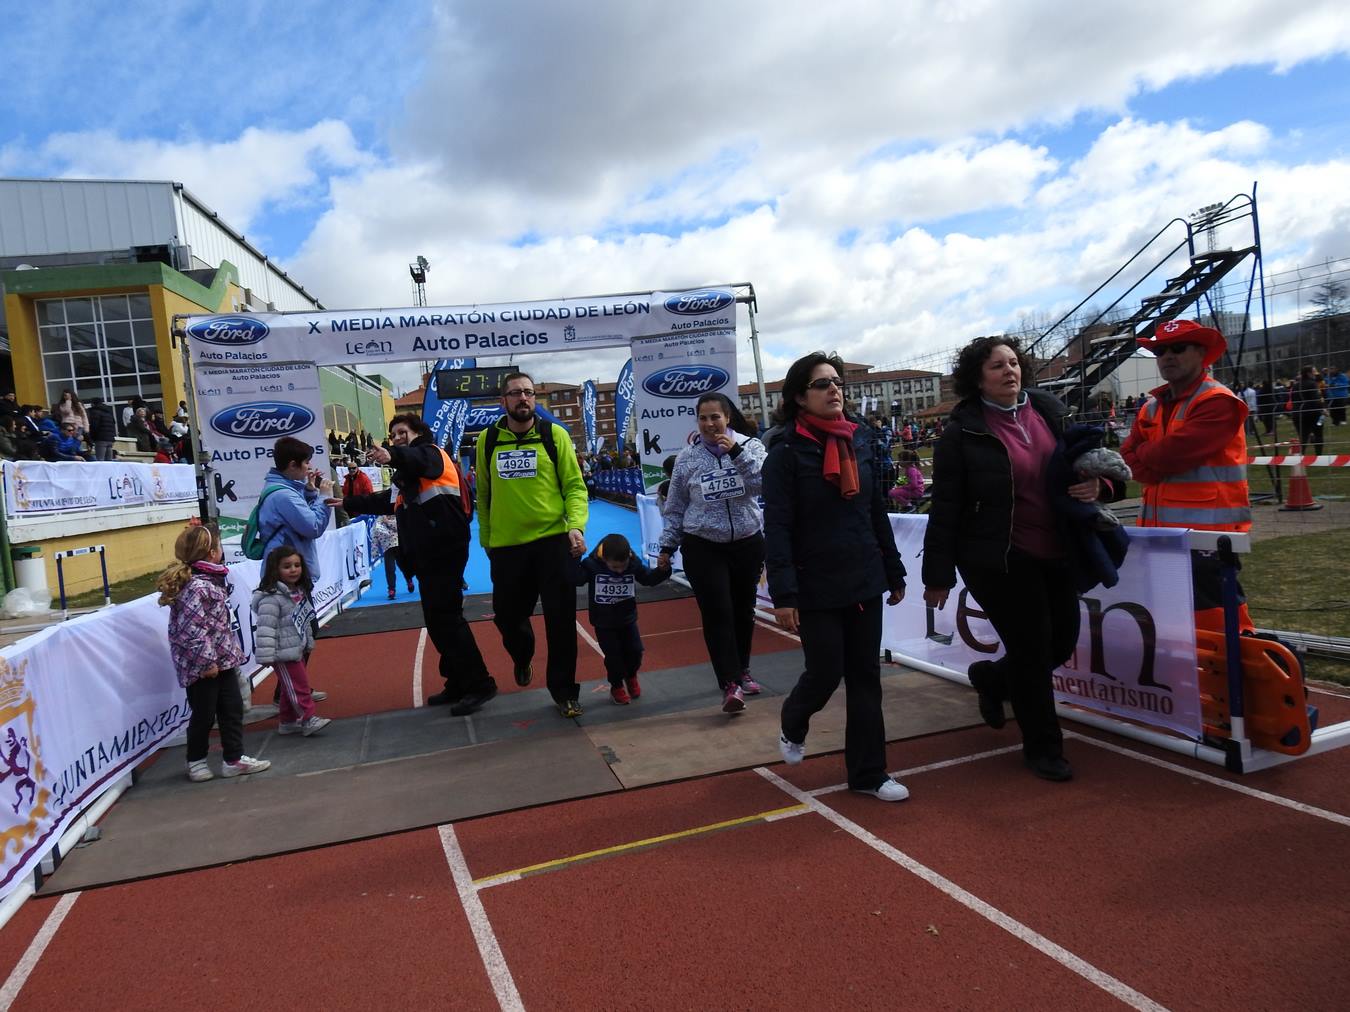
left=412, top=627, right=427, bottom=708
left=575, top=620, right=604, bottom=658
left=642, top=626, right=706, bottom=638
left=756, top=767, right=1168, bottom=1012
left=0, top=892, right=79, bottom=1011
left=438, top=825, right=524, bottom=1012
left=754, top=616, right=801, bottom=643
left=807, top=743, right=1025, bottom=796
left=1067, top=732, right=1350, bottom=829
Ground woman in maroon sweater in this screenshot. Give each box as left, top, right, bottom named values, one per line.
left=921, top=337, right=1109, bottom=782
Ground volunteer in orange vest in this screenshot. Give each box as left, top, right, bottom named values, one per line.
left=346, top=413, right=499, bottom=715
left=1121, top=319, right=1254, bottom=634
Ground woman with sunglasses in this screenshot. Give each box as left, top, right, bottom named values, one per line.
left=762, top=353, right=909, bottom=802
left=922, top=336, right=1118, bottom=782
left=658, top=392, right=767, bottom=712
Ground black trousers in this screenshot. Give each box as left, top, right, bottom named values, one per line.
left=960, top=551, right=1077, bottom=760
left=1296, top=413, right=1324, bottom=454
left=490, top=533, right=578, bottom=703
left=596, top=623, right=644, bottom=686
left=781, top=597, right=887, bottom=791
left=679, top=532, right=764, bottom=689
left=382, top=545, right=413, bottom=591
left=185, top=667, right=244, bottom=764
left=419, top=541, right=494, bottom=697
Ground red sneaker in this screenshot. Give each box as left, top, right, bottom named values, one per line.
left=722, top=683, right=746, bottom=713
left=610, top=684, right=631, bottom=705
left=624, top=675, right=642, bottom=700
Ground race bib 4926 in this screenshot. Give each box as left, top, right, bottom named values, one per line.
left=496, top=449, right=538, bottom=479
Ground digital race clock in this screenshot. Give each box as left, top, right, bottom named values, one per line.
left=433, top=366, right=518, bottom=398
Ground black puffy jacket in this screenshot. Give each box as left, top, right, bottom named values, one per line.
left=343, top=436, right=471, bottom=573
left=763, top=415, right=906, bottom=611
left=86, top=402, right=118, bottom=443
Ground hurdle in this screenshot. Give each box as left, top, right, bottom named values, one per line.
left=53, top=544, right=112, bottom=620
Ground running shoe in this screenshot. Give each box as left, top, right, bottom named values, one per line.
left=1024, top=756, right=1073, bottom=782
left=186, top=759, right=213, bottom=782
left=624, top=675, right=642, bottom=700
left=722, top=684, right=746, bottom=713
left=852, top=779, right=909, bottom=802
left=221, top=755, right=271, bottom=778
left=300, top=716, right=332, bottom=736
left=514, top=660, right=534, bottom=687
left=387, top=589, right=396, bottom=600
left=610, top=684, right=631, bottom=705
left=558, top=698, right=584, bottom=719
left=778, top=733, right=805, bottom=765
left=740, top=670, right=762, bottom=695
left=277, top=721, right=303, bottom=735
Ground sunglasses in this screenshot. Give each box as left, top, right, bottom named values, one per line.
left=1156, top=342, right=1197, bottom=356
left=806, top=377, right=845, bottom=390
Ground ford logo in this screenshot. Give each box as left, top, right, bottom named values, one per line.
left=664, top=290, right=734, bottom=316
left=209, top=401, right=314, bottom=439
left=185, top=316, right=270, bottom=345
left=641, top=365, right=730, bottom=399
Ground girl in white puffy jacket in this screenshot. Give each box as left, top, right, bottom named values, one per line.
left=252, top=545, right=331, bottom=737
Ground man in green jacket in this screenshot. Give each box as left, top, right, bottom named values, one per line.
left=476, top=371, right=590, bottom=716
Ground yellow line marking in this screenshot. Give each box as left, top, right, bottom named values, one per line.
left=472, top=803, right=809, bottom=885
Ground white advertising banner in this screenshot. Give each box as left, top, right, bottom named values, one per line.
left=0, top=523, right=370, bottom=900
left=0, top=596, right=189, bottom=898
left=182, top=288, right=740, bottom=369
left=881, top=516, right=1201, bottom=738
left=631, top=325, right=739, bottom=490
left=192, top=361, right=331, bottom=556
left=2, top=461, right=195, bottom=515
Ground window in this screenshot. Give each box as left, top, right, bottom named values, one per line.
left=324, top=404, right=358, bottom=434
left=37, top=294, right=162, bottom=409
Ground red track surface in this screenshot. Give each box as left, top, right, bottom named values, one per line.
left=4, top=601, right=1347, bottom=1010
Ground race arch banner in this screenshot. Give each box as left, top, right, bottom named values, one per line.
left=182, top=288, right=738, bottom=369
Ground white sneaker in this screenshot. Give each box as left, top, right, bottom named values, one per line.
left=778, top=733, right=805, bottom=766
left=854, top=779, right=909, bottom=802
left=186, top=759, right=213, bottom=782
left=221, top=755, right=271, bottom=778
left=300, top=716, right=332, bottom=736
left=277, top=721, right=303, bottom=735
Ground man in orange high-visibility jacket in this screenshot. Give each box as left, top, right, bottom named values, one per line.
left=1121, top=319, right=1254, bottom=633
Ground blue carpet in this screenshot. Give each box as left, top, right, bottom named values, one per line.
left=350, top=499, right=645, bottom=608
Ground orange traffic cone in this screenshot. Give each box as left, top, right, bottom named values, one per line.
left=1280, top=447, right=1323, bottom=511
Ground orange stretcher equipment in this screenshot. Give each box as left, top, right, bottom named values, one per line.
left=1196, top=630, right=1318, bottom=756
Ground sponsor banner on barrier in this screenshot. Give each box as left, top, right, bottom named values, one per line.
left=0, top=523, right=369, bottom=901
left=182, top=288, right=737, bottom=368
left=193, top=362, right=330, bottom=555
left=2, top=461, right=195, bottom=515
left=631, top=328, right=739, bottom=490
left=881, top=516, right=1201, bottom=738
left=0, top=597, right=189, bottom=898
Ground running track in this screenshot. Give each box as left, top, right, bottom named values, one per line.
left=1, top=598, right=1347, bottom=1010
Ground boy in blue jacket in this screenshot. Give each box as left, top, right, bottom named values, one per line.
left=568, top=534, right=671, bottom=705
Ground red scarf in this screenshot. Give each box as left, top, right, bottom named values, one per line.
left=795, top=413, right=859, bottom=498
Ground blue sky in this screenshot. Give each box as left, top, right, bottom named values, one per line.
left=3, top=1, right=1349, bottom=385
